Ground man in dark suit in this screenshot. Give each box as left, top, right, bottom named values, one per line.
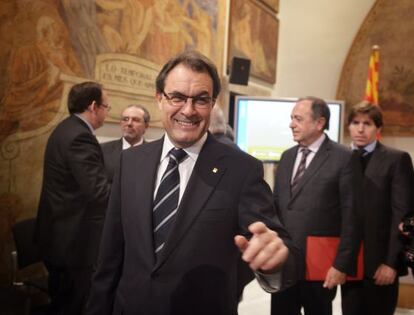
left=35, top=81, right=111, bottom=315
left=87, top=51, right=297, bottom=315
left=271, top=97, right=358, bottom=315
left=341, top=102, right=414, bottom=315
left=101, top=104, right=150, bottom=182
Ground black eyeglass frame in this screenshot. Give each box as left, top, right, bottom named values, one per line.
left=162, top=91, right=215, bottom=108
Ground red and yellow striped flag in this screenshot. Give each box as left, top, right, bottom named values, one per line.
left=364, top=45, right=380, bottom=105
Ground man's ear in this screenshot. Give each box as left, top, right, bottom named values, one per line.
left=89, top=101, right=97, bottom=112
left=317, top=117, right=326, bottom=131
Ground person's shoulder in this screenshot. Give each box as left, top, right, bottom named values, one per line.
left=49, top=115, right=90, bottom=142
left=205, top=135, right=260, bottom=165
left=378, top=142, right=406, bottom=155
left=211, top=133, right=239, bottom=149
left=377, top=142, right=412, bottom=161
left=124, top=137, right=163, bottom=157
left=279, top=145, right=297, bottom=160
left=101, top=139, right=121, bottom=150
left=325, top=138, right=352, bottom=155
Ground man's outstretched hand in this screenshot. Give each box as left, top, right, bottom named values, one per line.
left=235, top=222, right=289, bottom=273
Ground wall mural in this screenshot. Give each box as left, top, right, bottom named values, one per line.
left=228, top=0, right=279, bottom=84
left=259, top=0, right=279, bottom=13
left=0, top=0, right=224, bottom=284
left=337, top=0, right=414, bottom=136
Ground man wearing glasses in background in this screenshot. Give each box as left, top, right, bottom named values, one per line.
left=87, top=51, right=298, bottom=315
left=101, top=104, right=150, bottom=182
left=35, top=81, right=111, bottom=315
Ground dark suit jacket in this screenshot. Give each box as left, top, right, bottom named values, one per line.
left=101, top=138, right=147, bottom=182
left=101, top=139, right=123, bottom=182
left=34, top=115, right=110, bottom=268
left=87, top=134, right=295, bottom=315
left=354, top=142, right=414, bottom=277
left=273, top=136, right=358, bottom=285
left=212, top=133, right=239, bottom=150
left=211, top=132, right=253, bottom=298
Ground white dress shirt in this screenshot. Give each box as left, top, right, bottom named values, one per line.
left=122, top=137, right=144, bottom=150
left=154, top=133, right=207, bottom=203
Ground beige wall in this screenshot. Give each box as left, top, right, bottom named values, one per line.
left=273, top=0, right=414, bottom=157
left=273, top=0, right=413, bottom=284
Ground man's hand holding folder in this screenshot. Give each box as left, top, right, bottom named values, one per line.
left=323, top=267, right=346, bottom=289
left=306, top=236, right=364, bottom=288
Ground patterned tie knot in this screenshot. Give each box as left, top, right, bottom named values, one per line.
left=169, top=148, right=188, bottom=164
left=357, top=147, right=367, bottom=157
left=300, top=146, right=311, bottom=156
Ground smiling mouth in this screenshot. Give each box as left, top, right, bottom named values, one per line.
left=174, top=119, right=199, bottom=127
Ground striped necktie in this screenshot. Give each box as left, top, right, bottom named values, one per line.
left=291, top=147, right=311, bottom=192
left=153, top=148, right=188, bottom=257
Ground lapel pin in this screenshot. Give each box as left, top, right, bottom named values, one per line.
left=212, top=167, right=218, bottom=173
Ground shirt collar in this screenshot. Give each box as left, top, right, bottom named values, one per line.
left=306, top=133, right=326, bottom=153
left=122, top=137, right=143, bottom=149
left=350, top=140, right=377, bottom=153
left=160, top=133, right=208, bottom=162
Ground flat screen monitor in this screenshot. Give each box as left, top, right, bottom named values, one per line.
left=234, top=96, right=344, bottom=162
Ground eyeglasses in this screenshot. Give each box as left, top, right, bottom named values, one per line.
left=121, top=116, right=144, bottom=123
left=162, top=91, right=214, bottom=108
left=100, top=103, right=111, bottom=111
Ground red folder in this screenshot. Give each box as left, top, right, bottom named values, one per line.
left=305, top=236, right=364, bottom=281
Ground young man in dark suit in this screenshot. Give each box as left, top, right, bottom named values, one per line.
left=341, top=102, right=414, bottom=315
left=87, top=51, right=298, bottom=315
left=34, top=81, right=111, bottom=315
left=271, top=97, right=359, bottom=315
left=101, top=104, right=150, bottom=182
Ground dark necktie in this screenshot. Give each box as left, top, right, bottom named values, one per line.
left=357, top=148, right=370, bottom=171
left=291, top=147, right=311, bottom=192
left=153, top=148, right=188, bottom=257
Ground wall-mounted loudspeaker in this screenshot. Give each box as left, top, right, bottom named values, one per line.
left=229, top=57, right=251, bottom=86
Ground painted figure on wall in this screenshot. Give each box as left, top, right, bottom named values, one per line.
left=0, top=0, right=219, bottom=138
left=228, top=0, right=278, bottom=83
left=0, top=0, right=221, bottom=286
left=60, top=0, right=109, bottom=77
left=0, top=5, right=81, bottom=137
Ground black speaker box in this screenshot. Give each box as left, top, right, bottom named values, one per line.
left=229, top=57, right=251, bottom=85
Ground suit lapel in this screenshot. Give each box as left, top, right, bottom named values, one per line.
left=364, top=142, right=386, bottom=178
left=117, top=139, right=123, bottom=151
left=290, top=138, right=330, bottom=201
left=154, top=136, right=226, bottom=270
left=129, top=139, right=163, bottom=267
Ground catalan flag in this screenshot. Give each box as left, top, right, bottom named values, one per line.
left=364, top=45, right=380, bottom=105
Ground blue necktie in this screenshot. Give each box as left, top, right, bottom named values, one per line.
left=153, top=148, right=188, bottom=257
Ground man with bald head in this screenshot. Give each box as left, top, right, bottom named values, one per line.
left=271, top=96, right=359, bottom=315
left=101, top=104, right=150, bottom=181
